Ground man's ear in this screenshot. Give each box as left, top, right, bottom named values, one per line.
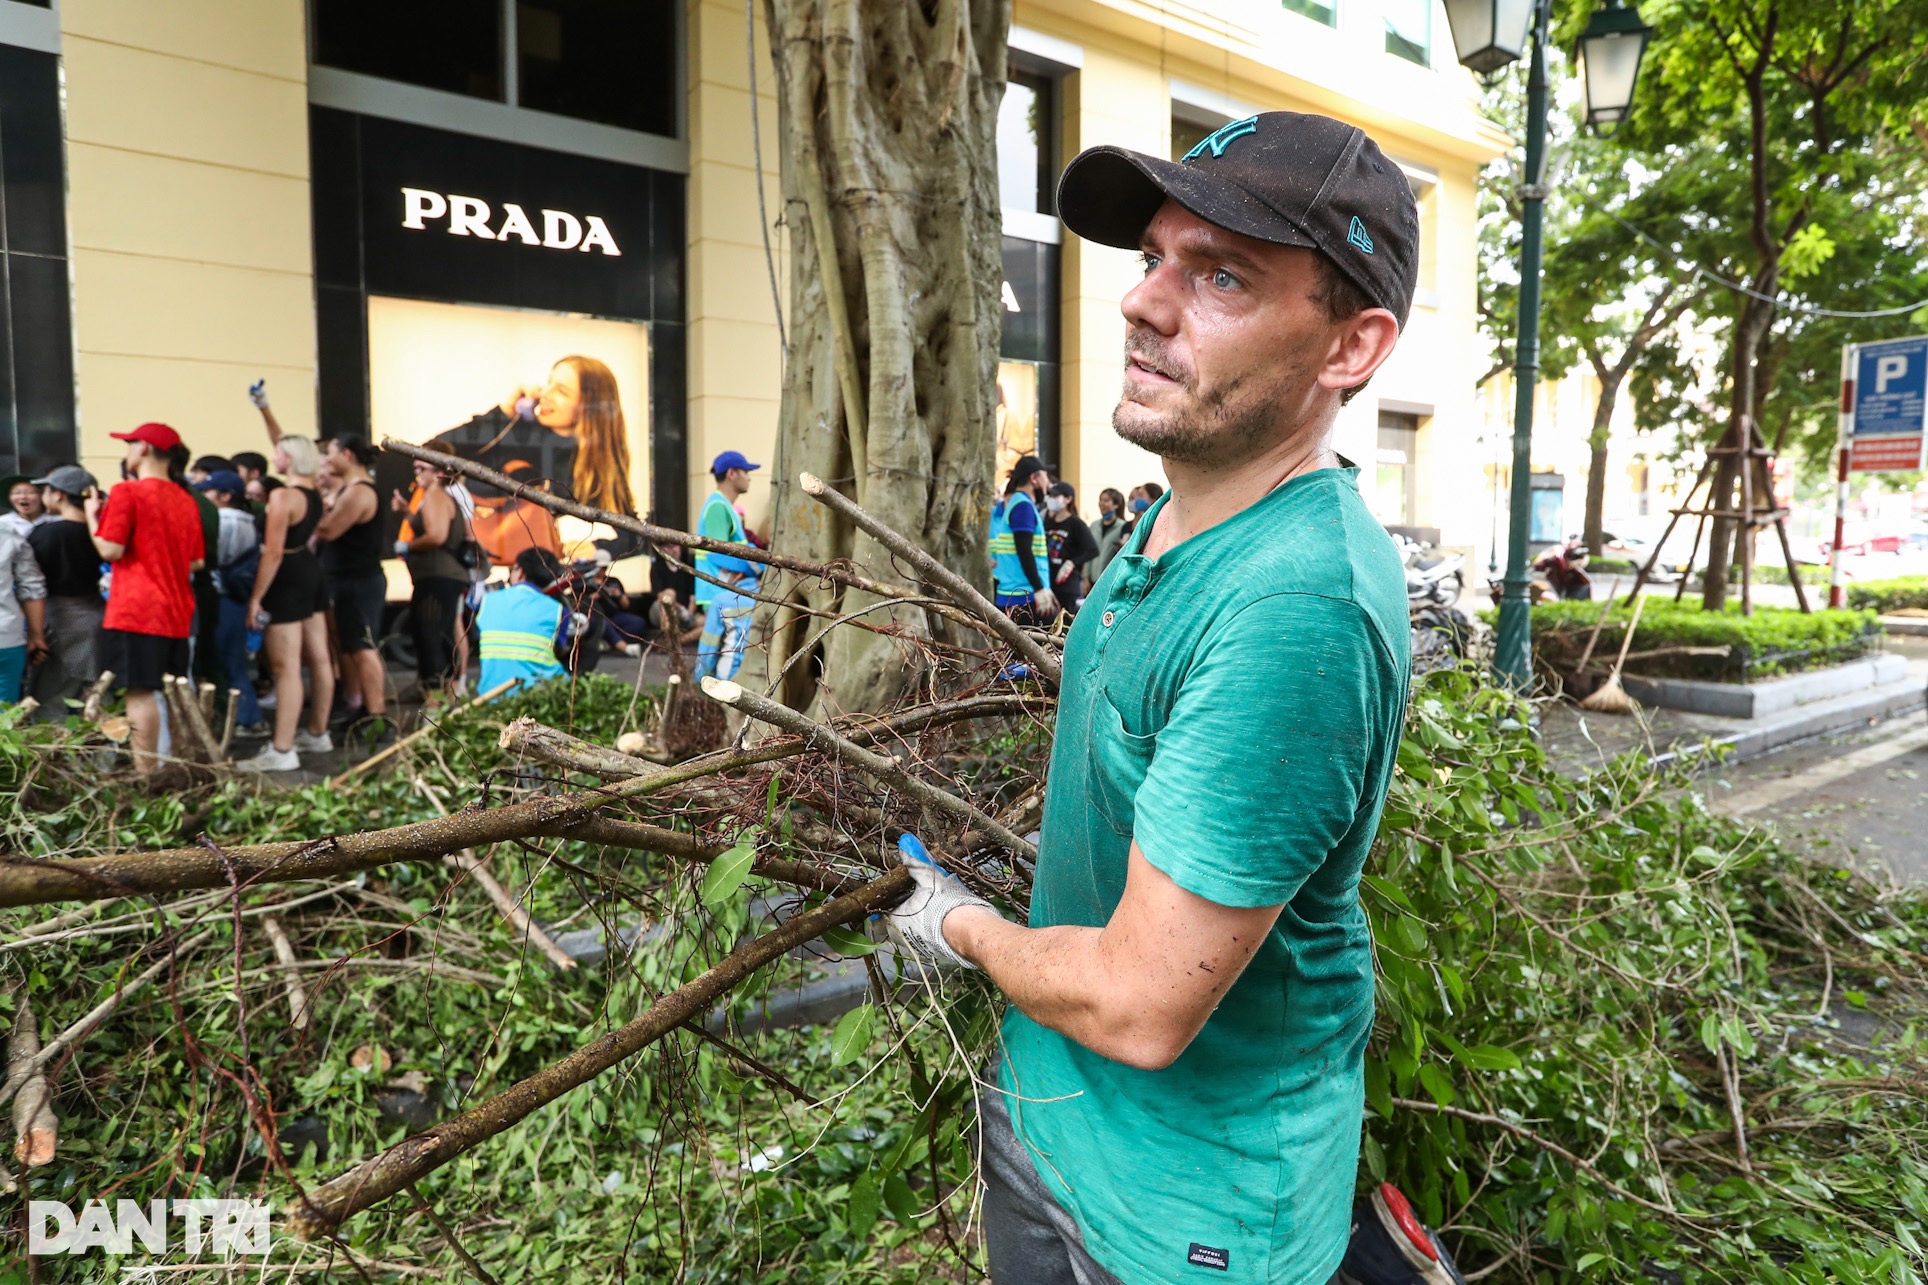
left=1319, top=309, right=1401, bottom=394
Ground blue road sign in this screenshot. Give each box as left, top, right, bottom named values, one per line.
left=1853, top=336, right=1928, bottom=436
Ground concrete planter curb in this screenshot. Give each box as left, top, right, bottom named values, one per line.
left=1622, top=653, right=1906, bottom=719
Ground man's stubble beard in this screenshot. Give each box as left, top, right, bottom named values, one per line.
left=1112, top=328, right=1323, bottom=470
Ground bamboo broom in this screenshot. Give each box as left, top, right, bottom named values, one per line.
left=1580, top=594, right=1647, bottom=715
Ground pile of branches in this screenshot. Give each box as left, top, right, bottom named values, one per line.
left=0, top=444, right=1065, bottom=1255
left=3, top=448, right=1927, bottom=1281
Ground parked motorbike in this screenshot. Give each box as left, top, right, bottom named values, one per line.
left=1532, top=540, right=1593, bottom=600
left=1410, top=604, right=1472, bottom=675
left=1396, top=536, right=1465, bottom=607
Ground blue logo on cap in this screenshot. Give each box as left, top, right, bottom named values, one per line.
left=1182, top=116, right=1260, bottom=162
left=1347, top=216, right=1375, bottom=255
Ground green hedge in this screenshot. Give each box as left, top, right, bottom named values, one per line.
left=1525, top=598, right=1882, bottom=682
left=1846, top=574, right=1928, bottom=614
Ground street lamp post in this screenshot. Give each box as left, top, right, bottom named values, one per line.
left=1444, top=0, right=1652, bottom=687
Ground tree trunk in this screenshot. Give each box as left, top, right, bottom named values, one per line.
left=1702, top=287, right=1775, bottom=610
left=750, top=0, right=1009, bottom=712
left=1582, top=379, right=1618, bottom=556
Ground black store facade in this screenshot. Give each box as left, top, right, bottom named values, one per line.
left=0, top=36, right=76, bottom=477
left=308, top=107, right=687, bottom=541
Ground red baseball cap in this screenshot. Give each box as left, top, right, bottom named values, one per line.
left=110, top=422, right=183, bottom=453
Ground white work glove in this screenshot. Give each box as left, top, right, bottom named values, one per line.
left=1031, top=588, right=1059, bottom=619
left=887, top=834, right=995, bottom=970
left=248, top=379, right=270, bottom=409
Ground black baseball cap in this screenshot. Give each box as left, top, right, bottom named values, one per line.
left=1056, top=111, right=1420, bottom=326
left=1008, top=454, right=1052, bottom=482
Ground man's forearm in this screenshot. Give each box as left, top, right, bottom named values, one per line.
left=945, top=908, right=1189, bottom=1071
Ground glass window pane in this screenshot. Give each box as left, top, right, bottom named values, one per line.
left=997, top=80, right=1040, bottom=214
left=314, top=0, right=503, bottom=99
left=1283, top=0, right=1338, bottom=27
left=516, top=0, right=678, bottom=135
left=998, top=69, right=1054, bottom=215
left=1385, top=0, right=1431, bottom=65
left=1171, top=116, right=1215, bottom=163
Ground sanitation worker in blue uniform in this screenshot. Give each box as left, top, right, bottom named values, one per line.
left=476, top=548, right=570, bottom=697
left=888, top=112, right=1418, bottom=1284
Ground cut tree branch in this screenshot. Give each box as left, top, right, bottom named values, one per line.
left=799, top=472, right=1062, bottom=686
left=284, top=868, right=912, bottom=1240
left=700, top=678, right=1038, bottom=866
left=379, top=440, right=986, bottom=635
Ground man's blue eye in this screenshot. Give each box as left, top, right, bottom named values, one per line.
left=1141, top=253, right=1161, bottom=274
left=1212, top=268, right=1240, bottom=289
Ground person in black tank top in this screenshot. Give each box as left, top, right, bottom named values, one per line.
left=317, top=435, right=391, bottom=742
left=236, top=436, right=337, bottom=772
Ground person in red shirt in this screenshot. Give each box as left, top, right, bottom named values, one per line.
left=86, top=422, right=206, bottom=777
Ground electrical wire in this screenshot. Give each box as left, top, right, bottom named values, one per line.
left=748, top=0, right=787, bottom=356
left=1577, top=193, right=1928, bottom=320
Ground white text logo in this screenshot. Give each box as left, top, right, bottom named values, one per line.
left=28, top=1199, right=271, bottom=1256
left=400, top=188, right=622, bottom=256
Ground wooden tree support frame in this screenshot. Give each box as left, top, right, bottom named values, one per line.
left=1625, top=415, right=1811, bottom=616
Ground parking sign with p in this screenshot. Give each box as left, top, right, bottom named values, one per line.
left=1844, top=336, right=1928, bottom=472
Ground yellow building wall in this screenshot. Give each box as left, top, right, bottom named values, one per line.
left=60, top=0, right=316, bottom=479
left=684, top=0, right=787, bottom=532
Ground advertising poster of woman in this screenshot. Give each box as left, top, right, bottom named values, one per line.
left=366, top=296, right=650, bottom=567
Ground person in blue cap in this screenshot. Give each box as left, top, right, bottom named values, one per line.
left=693, top=450, right=761, bottom=680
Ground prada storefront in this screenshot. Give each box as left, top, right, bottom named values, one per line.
left=309, top=107, right=687, bottom=559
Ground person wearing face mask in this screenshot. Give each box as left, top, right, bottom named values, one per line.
left=1119, top=481, right=1164, bottom=543
left=1088, top=487, right=1130, bottom=584
left=1043, top=482, right=1099, bottom=615
left=988, top=455, right=1057, bottom=624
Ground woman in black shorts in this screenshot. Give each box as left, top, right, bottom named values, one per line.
left=317, top=435, right=389, bottom=743
left=238, top=436, right=336, bottom=773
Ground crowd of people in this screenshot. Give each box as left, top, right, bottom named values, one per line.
left=989, top=453, right=1164, bottom=623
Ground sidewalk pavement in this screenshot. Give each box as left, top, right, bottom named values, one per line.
left=1538, top=636, right=1928, bottom=777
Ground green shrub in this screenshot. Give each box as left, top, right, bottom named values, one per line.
left=1846, top=574, right=1928, bottom=613
left=1525, top=598, right=1881, bottom=682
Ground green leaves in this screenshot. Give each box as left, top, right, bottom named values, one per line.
left=699, top=829, right=760, bottom=907
left=828, top=1004, right=875, bottom=1068
left=820, top=925, right=879, bottom=957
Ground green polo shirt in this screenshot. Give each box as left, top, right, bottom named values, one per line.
left=998, top=465, right=1410, bottom=1285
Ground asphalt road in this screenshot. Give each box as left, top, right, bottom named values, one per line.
left=1708, top=708, right=1928, bottom=885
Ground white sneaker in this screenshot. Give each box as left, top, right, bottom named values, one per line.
left=234, top=745, right=300, bottom=773
left=293, top=728, right=333, bottom=753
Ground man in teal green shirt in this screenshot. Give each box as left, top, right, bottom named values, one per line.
left=889, top=112, right=1419, bottom=1284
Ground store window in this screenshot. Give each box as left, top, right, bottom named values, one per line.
left=312, top=0, right=678, bottom=137
left=1374, top=412, right=1419, bottom=525
left=0, top=44, right=75, bottom=475
left=998, top=67, right=1056, bottom=217
left=1384, top=0, right=1431, bottom=65
left=313, top=0, right=504, bottom=101
left=1283, top=0, right=1338, bottom=27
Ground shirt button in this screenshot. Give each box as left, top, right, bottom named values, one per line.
left=1102, top=610, right=1115, bottom=627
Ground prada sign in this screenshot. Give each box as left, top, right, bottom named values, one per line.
left=400, top=188, right=623, bottom=256
left=310, top=108, right=680, bottom=324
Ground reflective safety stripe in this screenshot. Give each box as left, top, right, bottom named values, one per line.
left=479, top=631, right=556, bottom=661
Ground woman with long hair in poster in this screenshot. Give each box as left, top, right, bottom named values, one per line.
left=426, top=355, right=638, bottom=564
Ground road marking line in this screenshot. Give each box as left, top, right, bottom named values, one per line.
left=1718, top=721, right=1928, bottom=816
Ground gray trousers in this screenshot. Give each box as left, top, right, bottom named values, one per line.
left=978, top=1069, right=1128, bottom=1285
left=30, top=595, right=103, bottom=717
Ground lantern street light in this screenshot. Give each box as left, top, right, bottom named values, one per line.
left=1442, top=0, right=1653, bottom=686
left=1579, top=1, right=1655, bottom=134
